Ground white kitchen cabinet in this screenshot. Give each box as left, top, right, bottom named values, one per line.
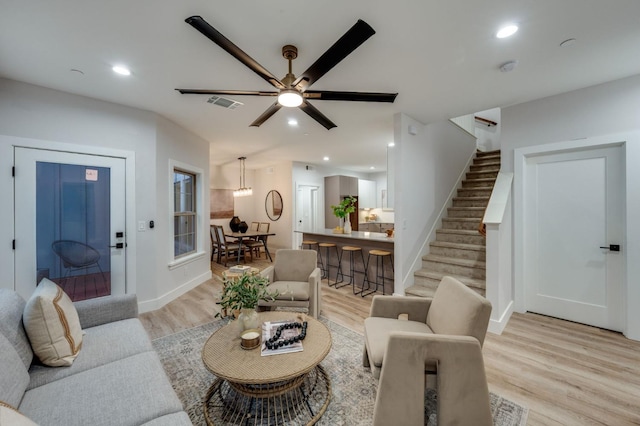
left=358, top=179, right=376, bottom=209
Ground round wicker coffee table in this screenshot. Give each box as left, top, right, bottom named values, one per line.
left=202, top=311, right=332, bottom=425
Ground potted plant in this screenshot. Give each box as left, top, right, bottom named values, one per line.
left=216, top=273, right=278, bottom=332
left=331, top=196, right=357, bottom=233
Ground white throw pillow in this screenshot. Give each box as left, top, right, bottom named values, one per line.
left=23, top=278, right=83, bottom=367
left=0, top=401, right=39, bottom=426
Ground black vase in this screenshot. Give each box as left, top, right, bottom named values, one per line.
left=229, top=216, right=241, bottom=232
left=238, top=221, right=249, bottom=233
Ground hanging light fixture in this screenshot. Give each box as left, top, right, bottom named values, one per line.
left=233, top=156, right=253, bottom=197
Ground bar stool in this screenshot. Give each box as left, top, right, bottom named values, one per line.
left=318, top=242, right=341, bottom=285
left=362, top=250, right=394, bottom=297
left=336, top=246, right=368, bottom=294
left=301, top=240, right=323, bottom=275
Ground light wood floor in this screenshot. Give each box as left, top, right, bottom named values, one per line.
left=140, top=256, right=640, bottom=425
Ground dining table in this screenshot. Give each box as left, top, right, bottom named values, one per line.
left=225, top=230, right=276, bottom=263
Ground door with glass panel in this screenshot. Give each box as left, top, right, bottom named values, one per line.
left=14, top=148, right=126, bottom=301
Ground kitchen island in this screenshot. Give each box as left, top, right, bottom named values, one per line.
left=298, top=229, right=394, bottom=295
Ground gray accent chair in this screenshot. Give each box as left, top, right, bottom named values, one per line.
left=0, top=289, right=191, bottom=426
left=259, top=249, right=322, bottom=318
left=363, top=276, right=493, bottom=426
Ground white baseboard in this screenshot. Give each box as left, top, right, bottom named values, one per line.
left=138, top=270, right=212, bottom=314
left=487, top=300, right=514, bottom=335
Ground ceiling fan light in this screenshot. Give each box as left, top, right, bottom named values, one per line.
left=278, top=90, right=303, bottom=107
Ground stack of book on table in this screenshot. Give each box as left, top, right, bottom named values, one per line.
left=228, top=265, right=251, bottom=273
left=261, top=320, right=304, bottom=356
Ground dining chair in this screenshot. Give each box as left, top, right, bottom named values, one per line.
left=212, top=225, right=246, bottom=266
left=244, top=222, right=270, bottom=259
left=210, top=226, right=217, bottom=262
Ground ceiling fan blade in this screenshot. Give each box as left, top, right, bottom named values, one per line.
left=299, top=101, right=337, bottom=130
left=304, top=90, right=397, bottom=103
left=250, top=102, right=282, bottom=127
left=185, top=16, right=285, bottom=90
left=293, top=20, right=375, bottom=92
left=176, top=89, right=278, bottom=96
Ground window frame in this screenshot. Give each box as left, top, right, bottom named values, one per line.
left=173, top=168, right=197, bottom=259
left=168, top=160, right=206, bottom=268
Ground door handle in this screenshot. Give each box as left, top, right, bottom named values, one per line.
left=599, top=244, right=620, bottom=252
left=109, top=243, right=125, bottom=249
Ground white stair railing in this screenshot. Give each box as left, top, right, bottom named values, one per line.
left=481, top=171, right=514, bottom=334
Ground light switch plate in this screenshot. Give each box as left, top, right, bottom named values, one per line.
left=138, top=221, right=146, bottom=232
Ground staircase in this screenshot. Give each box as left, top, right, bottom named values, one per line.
left=405, top=150, right=501, bottom=298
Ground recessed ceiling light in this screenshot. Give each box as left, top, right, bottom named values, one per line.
left=388, top=142, right=395, bottom=147
left=112, top=65, right=131, bottom=76
left=288, top=118, right=298, bottom=126
left=496, top=25, right=518, bottom=39
left=370, top=166, right=375, bottom=170
left=323, top=156, right=329, bottom=161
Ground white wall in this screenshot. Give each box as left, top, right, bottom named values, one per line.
left=501, top=74, right=640, bottom=340
left=0, top=78, right=211, bottom=311
left=152, top=116, right=212, bottom=310
left=393, top=113, right=477, bottom=293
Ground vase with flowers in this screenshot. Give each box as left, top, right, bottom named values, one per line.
left=331, top=196, right=357, bottom=234
left=216, top=273, right=278, bottom=334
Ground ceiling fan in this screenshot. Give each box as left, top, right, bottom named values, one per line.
left=176, top=16, right=398, bottom=130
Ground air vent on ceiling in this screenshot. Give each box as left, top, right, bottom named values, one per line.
left=207, top=96, right=243, bottom=109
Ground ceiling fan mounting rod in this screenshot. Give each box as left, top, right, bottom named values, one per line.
left=282, top=45, right=298, bottom=87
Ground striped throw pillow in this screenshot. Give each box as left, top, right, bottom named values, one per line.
left=23, top=279, right=83, bottom=367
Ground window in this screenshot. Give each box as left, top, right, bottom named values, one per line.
left=173, top=169, right=196, bottom=258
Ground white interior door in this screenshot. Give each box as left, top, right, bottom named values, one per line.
left=523, top=145, right=624, bottom=331
left=14, top=148, right=126, bottom=301
left=294, top=184, right=320, bottom=248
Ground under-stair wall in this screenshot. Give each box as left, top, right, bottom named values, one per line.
left=392, top=113, right=477, bottom=294
left=406, top=150, right=500, bottom=298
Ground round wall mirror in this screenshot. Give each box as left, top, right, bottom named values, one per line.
left=265, top=190, right=283, bottom=221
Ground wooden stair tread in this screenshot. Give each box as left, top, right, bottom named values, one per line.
left=422, top=254, right=486, bottom=269
left=448, top=207, right=486, bottom=211
left=436, top=228, right=483, bottom=235
left=430, top=241, right=485, bottom=251
left=453, top=196, right=490, bottom=201
left=443, top=217, right=484, bottom=222
left=404, top=285, right=436, bottom=298
left=412, top=270, right=486, bottom=289
left=464, top=178, right=498, bottom=184
left=475, top=150, right=501, bottom=156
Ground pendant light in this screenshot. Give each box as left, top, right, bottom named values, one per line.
left=233, top=157, right=252, bottom=197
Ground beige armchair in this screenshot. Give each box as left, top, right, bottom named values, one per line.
left=363, top=276, right=492, bottom=426
left=258, top=249, right=322, bottom=318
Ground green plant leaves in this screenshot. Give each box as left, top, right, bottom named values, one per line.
left=216, top=273, right=278, bottom=318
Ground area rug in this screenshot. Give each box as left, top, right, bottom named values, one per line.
left=152, top=318, right=528, bottom=425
